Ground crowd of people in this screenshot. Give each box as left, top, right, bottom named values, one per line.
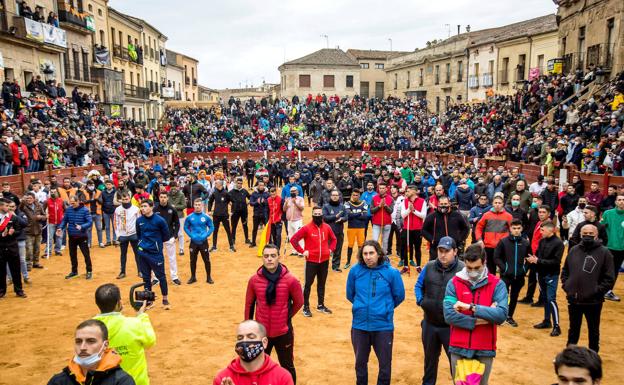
left=1, top=149, right=622, bottom=384
left=1, top=70, right=623, bottom=179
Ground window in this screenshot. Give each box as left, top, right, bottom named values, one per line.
left=72, top=50, right=80, bottom=80
left=457, top=61, right=463, bottom=82
left=111, top=28, right=116, bottom=44
left=99, top=30, right=105, bottom=46
left=88, top=4, right=92, bottom=11
left=501, top=57, right=509, bottom=84
left=323, top=75, right=335, bottom=88
left=406, top=71, right=410, bottom=88
left=517, top=54, right=526, bottom=81
left=360, top=63, right=369, bottom=69
left=360, top=81, right=369, bottom=98
left=129, top=71, right=134, bottom=86
left=445, top=63, right=450, bottom=83
left=578, top=27, right=586, bottom=69
left=82, top=51, right=89, bottom=81
left=299, top=74, right=310, bottom=87
left=419, top=68, right=423, bottom=86
left=375, top=82, right=384, bottom=98
left=346, top=75, right=354, bottom=88
left=606, top=18, right=615, bottom=67
left=98, top=8, right=103, bottom=16
left=434, top=65, right=440, bottom=85
left=375, top=63, right=384, bottom=69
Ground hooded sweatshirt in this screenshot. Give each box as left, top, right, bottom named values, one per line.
left=183, top=211, right=215, bottom=245
left=600, top=207, right=624, bottom=250
left=47, top=349, right=135, bottom=385
left=562, top=241, right=615, bottom=305
left=213, top=354, right=293, bottom=385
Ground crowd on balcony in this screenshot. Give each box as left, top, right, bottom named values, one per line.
left=16, top=1, right=58, bottom=26
left=0, top=70, right=622, bottom=177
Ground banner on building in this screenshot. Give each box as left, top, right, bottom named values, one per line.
left=161, top=87, right=174, bottom=98
left=547, top=58, right=564, bottom=75
left=43, top=24, right=67, bottom=48
left=24, top=18, right=44, bottom=42
left=111, top=105, right=121, bottom=118
left=528, top=67, right=541, bottom=81
left=0, top=52, right=4, bottom=69
left=85, top=16, right=96, bottom=32
left=94, top=46, right=110, bottom=65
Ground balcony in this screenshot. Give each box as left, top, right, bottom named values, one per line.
left=514, top=66, right=526, bottom=82
left=185, top=76, right=191, bottom=85
left=468, top=75, right=479, bottom=88
left=64, top=58, right=91, bottom=83
left=499, top=69, right=509, bottom=85
left=124, top=84, right=149, bottom=100
left=58, top=10, right=88, bottom=32
left=8, top=15, right=67, bottom=51
left=586, top=43, right=616, bottom=69
left=147, top=81, right=160, bottom=94
left=482, top=72, right=493, bottom=87
left=112, top=44, right=143, bottom=64
left=193, top=78, right=197, bottom=86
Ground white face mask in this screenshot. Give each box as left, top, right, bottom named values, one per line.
left=73, top=343, right=106, bottom=368
left=467, top=269, right=483, bottom=281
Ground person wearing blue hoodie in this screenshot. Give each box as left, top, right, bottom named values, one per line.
left=360, top=182, right=377, bottom=238
left=57, top=195, right=93, bottom=280
left=136, top=199, right=171, bottom=309
left=184, top=198, right=215, bottom=284
left=346, top=240, right=405, bottom=385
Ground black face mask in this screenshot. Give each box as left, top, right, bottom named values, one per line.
left=290, top=192, right=297, bottom=198
left=312, top=215, right=323, bottom=226
left=122, top=202, right=132, bottom=209
left=438, top=206, right=449, bottom=213
left=235, top=341, right=264, bottom=363
left=578, top=203, right=586, bottom=209
left=581, top=236, right=597, bottom=249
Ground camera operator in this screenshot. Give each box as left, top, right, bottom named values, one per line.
left=93, top=283, right=155, bottom=385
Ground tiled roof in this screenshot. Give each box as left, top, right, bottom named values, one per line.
left=346, top=49, right=412, bottom=60
left=281, top=48, right=360, bottom=67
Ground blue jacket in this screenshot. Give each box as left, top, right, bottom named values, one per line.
left=59, top=204, right=92, bottom=238
left=468, top=204, right=492, bottom=226
left=136, top=213, right=170, bottom=255
left=346, top=261, right=405, bottom=332
left=280, top=182, right=303, bottom=200
left=361, top=190, right=377, bottom=215
left=184, top=211, right=215, bottom=245
left=344, top=200, right=369, bottom=228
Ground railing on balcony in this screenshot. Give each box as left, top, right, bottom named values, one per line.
left=112, top=44, right=143, bottom=64
left=514, top=66, right=526, bottom=82
left=124, top=84, right=149, bottom=99
left=468, top=75, right=479, bottom=88
left=499, top=69, right=509, bottom=85
left=185, top=77, right=191, bottom=85
left=64, top=58, right=91, bottom=82
left=482, top=72, right=493, bottom=87
left=9, top=15, right=67, bottom=49
left=58, top=10, right=87, bottom=29
left=586, top=43, right=616, bottom=69
left=147, top=81, right=160, bottom=94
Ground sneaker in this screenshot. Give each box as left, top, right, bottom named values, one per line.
left=249, top=243, right=257, bottom=248
left=533, top=321, right=552, bottom=329
left=605, top=291, right=621, bottom=302
left=209, top=247, right=217, bottom=252
left=86, top=272, right=93, bottom=280
left=16, top=291, right=27, bottom=298
left=518, top=297, right=532, bottom=304
left=23, top=278, right=31, bottom=284
left=207, top=277, right=214, bottom=284
left=172, top=279, right=182, bottom=285
left=550, top=325, right=561, bottom=337
left=302, top=307, right=312, bottom=317
left=506, top=318, right=518, bottom=327
left=187, top=276, right=197, bottom=284
left=99, top=243, right=105, bottom=248
left=162, top=299, right=171, bottom=310
left=105, top=241, right=112, bottom=247
left=397, top=260, right=404, bottom=267
left=116, top=272, right=126, bottom=279
left=317, top=305, right=333, bottom=314
left=65, top=272, right=78, bottom=279
left=409, top=260, right=417, bottom=267
left=55, top=251, right=62, bottom=256
left=61, top=245, right=66, bottom=251
left=151, top=278, right=159, bottom=286
left=416, top=266, right=423, bottom=273
left=0, top=292, right=5, bottom=299
left=230, top=247, right=236, bottom=252
left=114, top=241, right=120, bottom=246
left=32, top=264, right=44, bottom=269
left=245, top=239, right=251, bottom=245
left=332, top=268, right=342, bottom=273
left=400, top=267, right=410, bottom=275
left=343, top=263, right=351, bottom=269
left=179, top=250, right=184, bottom=256
left=531, top=301, right=545, bottom=308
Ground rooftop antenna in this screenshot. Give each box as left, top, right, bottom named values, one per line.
left=388, top=38, right=393, bottom=52
left=320, top=34, right=329, bottom=48
left=444, top=24, right=451, bottom=38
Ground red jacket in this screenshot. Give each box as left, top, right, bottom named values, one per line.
left=449, top=274, right=500, bottom=351
left=290, top=222, right=337, bottom=263
left=267, top=195, right=283, bottom=224
left=403, top=197, right=426, bottom=230
left=475, top=210, right=513, bottom=249
left=213, top=354, right=293, bottom=385
left=531, top=221, right=543, bottom=254
left=9, top=142, right=29, bottom=167
left=46, top=197, right=65, bottom=225
left=245, top=264, right=304, bottom=338
left=371, top=194, right=394, bottom=226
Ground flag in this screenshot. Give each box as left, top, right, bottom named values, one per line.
left=256, top=220, right=272, bottom=257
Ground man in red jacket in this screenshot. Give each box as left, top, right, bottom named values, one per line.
left=245, top=244, right=303, bottom=383
left=45, top=188, right=64, bottom=257
left=475, top=195, right=513, bottom=275
left=9, top=136, right=28, bottom=175
left=213, top=320, right=293, bottom=385
left=267, top=187, right=283, bottom=253
left=290, top=206, right=337, bottom=317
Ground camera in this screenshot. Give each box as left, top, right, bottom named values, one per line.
left=135, top=290, right=155, bottom=302
left=129, top=282, right=156, bottom=310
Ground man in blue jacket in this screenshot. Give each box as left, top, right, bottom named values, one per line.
left=280, top=174, right=303, bottom=200
left=57, top=195, right=93, bottom=280
left=184, top=198, right=215, bottom=284
left=361, top=182, right=377, bottom=238
left=136, top=199, right=171, bottom=309
left=346, top=240, right=405, bottom=385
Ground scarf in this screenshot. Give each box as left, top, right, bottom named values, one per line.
left=262, top=264, right=283, bottom=305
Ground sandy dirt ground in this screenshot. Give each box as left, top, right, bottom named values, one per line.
left=1, top=205, right=623, bottom=385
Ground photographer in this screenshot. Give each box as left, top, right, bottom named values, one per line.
left=94, top=283, right=155, bottom=385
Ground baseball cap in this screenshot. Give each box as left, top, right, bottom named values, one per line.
left=438, top=236, right=456, bottom=250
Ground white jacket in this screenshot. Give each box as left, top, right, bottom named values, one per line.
left=114, top=205, right=140, bottom=237
left=566, top=207, right=585, bottom=236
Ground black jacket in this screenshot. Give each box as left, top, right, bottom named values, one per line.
left=562, top=241, right=615, bottom=304
left=249, top=190, right=269, bottom=219
left=494, top=235, right=530, bottom=279
left=154, top=203, right=180, bottom=239
left=536, top=235, right=565, bottom=276
left=182, top=181, right=207, bottom=209
left=208, top=188, right=231, bottom=217
left=569, top=220, right=608, bottom=249
left=505, top=206, right=528, bottom=232
left=422, top=210, right=470, bottom=247
left=418, top=259, right=464, bottom=327
left=228, top=188, right=250, bottom=213
left=0, top=211, right=26, bottom=247
left=47, top=366, right=135, bottom=385
left=101, top=188, right=117, bottom=215
left=540, top=188, right=559, bottom=214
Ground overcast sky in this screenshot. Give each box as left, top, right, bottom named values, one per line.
left=109, top=0, right=557, bottom=90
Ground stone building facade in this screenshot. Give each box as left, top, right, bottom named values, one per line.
left=346, top=49, right=409, bottom=98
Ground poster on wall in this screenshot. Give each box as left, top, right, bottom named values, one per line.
left=43, top=24, right=67, bottom=48
left=111, top=105, right=121, bottom=118
left=24, top=18, right=44, bottom=42
left=85, top=16, right=96, bottom=32
left=528, top=67, right=541, bottom=81
left=161, top=87, right=174, bottom=98
left=547, top=58, right=564, bottom=75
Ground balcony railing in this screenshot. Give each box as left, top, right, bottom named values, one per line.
left=468, top=75, right=479, bottom=88
left=499, top=69, right=509, bottom=84
left=586, top=43, right=616, bottom=69
left=124, top=84, right=149, bottom=99
left=482, top=72, right=493, bottom=87
left=112, top=44, right=143, bottom=64
left=9, top=15, right=67, bottom=49
left=65, top=58, right=91, bottom=82
left=58, top=10, right=87, bottom=29
left=514, top=66, right=526, bottom=82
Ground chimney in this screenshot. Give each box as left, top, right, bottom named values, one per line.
left=457, top=25, right=461, bottom=35
left=466, top=25, right=471, bottom=33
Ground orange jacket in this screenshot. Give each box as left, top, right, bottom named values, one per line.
left=475, top=210, right=513, bottom=249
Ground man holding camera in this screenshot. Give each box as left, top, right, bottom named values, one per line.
left=136, top=199, right=170, bottom=309
left=93, top=283, right=156, bottom=385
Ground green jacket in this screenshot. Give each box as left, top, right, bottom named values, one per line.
left=168, top=189, right=187, bottom=217
left=93, top=312, right=156, bottom=385
left=600, top=208, right=624, bottom=251
left=400, top=168, right=414, bottom=185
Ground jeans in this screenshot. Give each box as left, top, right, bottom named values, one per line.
left=538, top=273, right=560, bottom=326
left=138, top=250, right=168, bottom=296
left=567, top=302, right=603, bottom=352
left=6, top=241, right=28, bottom=281
left=118, top=234, right=139, bottom=275
left=0, top=163, right=11, bottom=176
left=25, top=234, right=42, bottom=267
left=102, top=212, right=116, bottom=244
left=371, top=224, right=391, bottom=254
left=351, top=329, right=394, bottom=385
left=450, top=353, right=493, bottom=385
left=87, top=214, right=103, bottom=246
left=46, top=223, right=63, bottom=255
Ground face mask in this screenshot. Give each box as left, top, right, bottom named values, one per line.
left=235, top=341, right=264, bottom=363
left=467, top=269, right=482, bottom=281
left=73, top=344, right=105, bottom=368
left=290, top=192, right=297, bottom=198
left=438, top=206, right=449, bottom=213
left=87, top=185, right=95, bottom=191
left=531, top=202, right=538, bottom=209
left=581, top=236, right=596, bottom=248
left=578, top=203, right=586, bottom=209
left=122, top=202, right=132, bottom=209
left=511, top=201, right=520, bottom=207
left=312, top=215, right=323, bottom=226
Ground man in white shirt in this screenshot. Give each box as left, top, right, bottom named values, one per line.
left=114, top=192, right=140, bottom=279
left=529, top=175, right=547, bottom=196
left=31, top=179, right=48, bottom=204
